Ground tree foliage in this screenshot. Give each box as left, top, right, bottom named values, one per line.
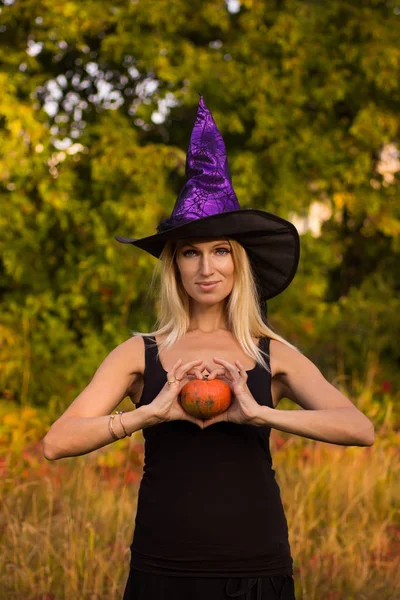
left=0, top=0, right=399, bottom=409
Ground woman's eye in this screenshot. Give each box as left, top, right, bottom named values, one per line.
left=183, top=248, right=230, bottom=257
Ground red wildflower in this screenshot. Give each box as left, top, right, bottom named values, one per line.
left=381, top=380, right=392, bottom=393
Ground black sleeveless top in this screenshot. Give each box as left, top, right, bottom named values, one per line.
left=129, top=335, right=294, bottom=578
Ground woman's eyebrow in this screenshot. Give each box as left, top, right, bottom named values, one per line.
left=181, top=242, right=230, bottom=249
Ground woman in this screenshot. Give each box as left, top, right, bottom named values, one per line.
left=42, top=98, right=374, bottom=600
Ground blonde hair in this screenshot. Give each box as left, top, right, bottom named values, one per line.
left=130, top=237, right=298, bottom=373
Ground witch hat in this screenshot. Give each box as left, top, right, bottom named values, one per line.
left=115, top=96, right=300, bottom=305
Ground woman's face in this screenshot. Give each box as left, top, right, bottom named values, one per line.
left=174, top=237, right=235, bottom=305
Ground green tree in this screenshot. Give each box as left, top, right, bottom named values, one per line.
left=1, top=0, right=399, bottom=410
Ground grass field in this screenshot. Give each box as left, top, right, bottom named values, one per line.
left=1, top=397, right=399, bottom=600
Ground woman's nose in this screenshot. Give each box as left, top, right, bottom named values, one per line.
left=200, top=257, right=214, bottom=275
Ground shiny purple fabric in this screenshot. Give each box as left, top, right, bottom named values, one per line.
left=157, top=96, right=240, bottom=233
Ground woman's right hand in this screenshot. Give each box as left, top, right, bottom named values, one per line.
left=151, top=358, right=206, bottom=428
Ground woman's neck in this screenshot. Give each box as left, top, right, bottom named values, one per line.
left=186, top=326, right=230, bottom=335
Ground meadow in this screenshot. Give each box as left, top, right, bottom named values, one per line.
left=1, top=387, right=399, bottom=600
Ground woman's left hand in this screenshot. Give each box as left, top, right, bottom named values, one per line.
left=202, top=357, right=261, bottom=427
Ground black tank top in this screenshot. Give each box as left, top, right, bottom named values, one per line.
left=129, top=335, right=294, bottom=578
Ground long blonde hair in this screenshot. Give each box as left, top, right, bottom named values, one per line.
left=130, top=237, right=298, bottom=373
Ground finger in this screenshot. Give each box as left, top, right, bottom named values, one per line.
left=235, top=360, right=248, bottom=382
left=183, top=360, right=204, bottom=375
left=173, top=358, right=203, bottom=373
left=202, top=414, right=223, bottom=427
left=166, top=359, right=195, bottom=387
left=191, top=366, right=206, bottom=380
left=176, top=360, right=204, bottom=382
left=182, top=359, right=204, bottom=372
left=213, top=357, right=235, bottom=371
left=173, top=358, right=202, bottom=370
left=171, top=359, right=183, bottom=372
left=235, top=360, right=245, bottom=375
left=165, top=359, right=183, bottom=386
left=212, top=357, right=237, bottom=379
left=206, top=368, right=225, bottom=380
left=214, top=357, right=244, bottom=378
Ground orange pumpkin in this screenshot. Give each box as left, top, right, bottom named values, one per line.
left=180, top=376, right=232, bottom=419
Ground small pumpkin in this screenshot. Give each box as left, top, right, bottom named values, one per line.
left=180, top=375, right=232, bottom=419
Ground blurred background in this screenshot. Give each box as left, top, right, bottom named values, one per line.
left=0, top=1, right=399, bottom=599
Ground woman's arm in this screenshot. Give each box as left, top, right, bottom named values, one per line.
left=42, top=336, right=158, bottom=460
left=42, top=407, right=158, bottom=460
left=252, top=340, right=375, bottom=446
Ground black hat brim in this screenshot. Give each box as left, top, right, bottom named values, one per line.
left=115, top=208, right=300, bottom=301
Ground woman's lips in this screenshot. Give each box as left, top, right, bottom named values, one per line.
left=197, top=282, right=219, bottom=291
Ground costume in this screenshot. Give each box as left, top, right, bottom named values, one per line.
left=115, top=96, right=300, bottom=316
left=116, top=97, right=299, bottom=599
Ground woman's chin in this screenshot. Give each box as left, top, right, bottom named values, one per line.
left=192, top=293, right=229, bottom=304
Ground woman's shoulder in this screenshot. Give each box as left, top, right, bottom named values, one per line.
left=269, top=337, right=310, bottom=378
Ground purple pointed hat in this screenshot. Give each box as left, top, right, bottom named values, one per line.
left=155, top=96, right=240, bottom=232
left=115, top=96, right=300, bottom=301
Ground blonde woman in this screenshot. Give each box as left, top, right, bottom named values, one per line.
left=42, top=98, right=374, bottom=600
